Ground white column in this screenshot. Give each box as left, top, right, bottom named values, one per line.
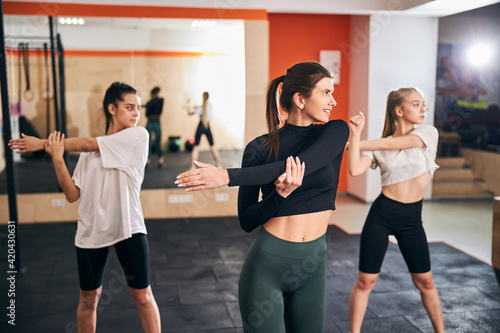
left=348, top=14, right=439, bottom=202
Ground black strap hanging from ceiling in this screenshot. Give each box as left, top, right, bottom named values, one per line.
left=21, top=43, right=30, bottom=91
left=56, top=33, right=66, bottom=136
left=17, top=43, right=22, bottom=109
left=16, top=42, right=32, bottom=111
left=49, top=16, right=60, bottom=132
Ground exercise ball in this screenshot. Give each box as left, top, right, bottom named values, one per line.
left=185, top=137, right=195, bottom=151
left=168, top=136, right=182, bottom=152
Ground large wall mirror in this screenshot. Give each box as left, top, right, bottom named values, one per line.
left=1, top=14, right=246, bottom=193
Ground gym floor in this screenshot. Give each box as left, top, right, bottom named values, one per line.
left=2, top=208, right=499, bottom=332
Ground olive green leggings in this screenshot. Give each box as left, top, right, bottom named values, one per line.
left=239, top=227, right=327, bottom=333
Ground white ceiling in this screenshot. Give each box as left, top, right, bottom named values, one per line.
left=5, top=0, right=500, bottom=17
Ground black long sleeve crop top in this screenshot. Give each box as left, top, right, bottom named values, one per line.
left=227, top=120, right=349, bottom=232
left=145, top=98, right=164, bottom=117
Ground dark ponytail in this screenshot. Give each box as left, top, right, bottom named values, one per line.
left=264, top=62, right=331, bottom=158
left=102, top=82, right=137, bottom=134
left=150, top=86, right=160, bottom=99
left=264, top=76, right=286, bottom=159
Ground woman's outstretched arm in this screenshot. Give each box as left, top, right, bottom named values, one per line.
left=358, top=133, right=425, bottom=151
left=9, top=132, right=98, bottom=153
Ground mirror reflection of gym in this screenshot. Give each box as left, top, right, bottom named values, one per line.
left=1, top=15, right=246, bottom=193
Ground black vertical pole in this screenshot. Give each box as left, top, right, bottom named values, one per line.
left=49, top=16, right=60, bottom=132
left=0, top=2, right=20, bottom=270
left=56, top=33, right=66, bottom=135
left=44, top=43, right=50, bottom=136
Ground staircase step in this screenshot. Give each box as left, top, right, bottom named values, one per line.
left=431, top=192, right=493, bottom=200
left=432, top=191, right=494, bottom=200
left=435, top=157, right=465, bottom=169
left=433, top=168, right=474, bottom=182
left=432, top=181, right=485, bottom=197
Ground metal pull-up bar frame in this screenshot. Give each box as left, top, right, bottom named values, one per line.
left=1, top=8, right=67, bottom=270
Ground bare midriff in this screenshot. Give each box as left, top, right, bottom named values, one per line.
left=382, top=171, right=431, bottom=203
left=263, top=210, right=332, bottom=242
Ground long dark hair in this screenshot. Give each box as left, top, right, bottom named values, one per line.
left=103, top=82, right=138, bottom=134
left=382, top=87, right=419, bottom=138
left=265, top=62, right=331, bottom=158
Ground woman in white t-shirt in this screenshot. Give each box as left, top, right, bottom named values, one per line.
left=9, top=82, right=161, bottom=332
left=347, top=88, right=444, bottom=333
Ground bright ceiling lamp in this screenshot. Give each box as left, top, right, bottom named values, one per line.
left=468, top=43, right=492, bottom=67
left=59, top=17, right=85, bottom=25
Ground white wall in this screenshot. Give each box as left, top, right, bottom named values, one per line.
left=347, top=15, right=370, bottom=201
left=348, top=14, right=439, bottom=202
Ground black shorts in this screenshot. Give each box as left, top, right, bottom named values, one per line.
left=194, top=121, right=214, bottom=146
left=76, top=233, right=150, bottom=291
left=358, top=193, right=430, bottom=274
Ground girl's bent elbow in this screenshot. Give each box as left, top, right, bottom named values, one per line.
left=66, top=195, right=79, bottom=203
left=240, top=223, right=254, bottom=233
left=349, top=168, right=363, bottom=177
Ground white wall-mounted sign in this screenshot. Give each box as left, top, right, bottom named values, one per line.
left=320, top=50, right=341, bottom=84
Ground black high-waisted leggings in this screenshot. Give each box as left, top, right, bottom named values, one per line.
left=358, top=193, right=430, bottom=274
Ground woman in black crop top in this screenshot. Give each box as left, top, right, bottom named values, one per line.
left=347, top=88, right=444, bottom=333
left=176, top=62, right=349, bottom=332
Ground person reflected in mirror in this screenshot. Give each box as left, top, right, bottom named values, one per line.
left=186, top=91, right=222, bottom=169
left=145, top=86, right=164, bottom=168
left=176, top=62, right=349, bottom=332
left=9, top=82, right=161, bottom=333
left=347, top=88, right=444, bottom=333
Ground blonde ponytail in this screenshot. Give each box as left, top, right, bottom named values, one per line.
left=382, top=88, right=418, bottom=138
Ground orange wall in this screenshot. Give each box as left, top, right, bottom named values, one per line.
left=3, top=1, right=267, bottom=20
left=269, top=13, right=351, bottom=192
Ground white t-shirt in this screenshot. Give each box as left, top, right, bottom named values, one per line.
left=72, top=126, right=149, bottom=248
left=362, top=125, right=439, bottom=186
left=194, top=103, right=213, bottom=121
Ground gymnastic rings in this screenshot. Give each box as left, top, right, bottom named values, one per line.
left=23, top=90, right=35, bottom=102
left=41, top=90, right=53, bottom=100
